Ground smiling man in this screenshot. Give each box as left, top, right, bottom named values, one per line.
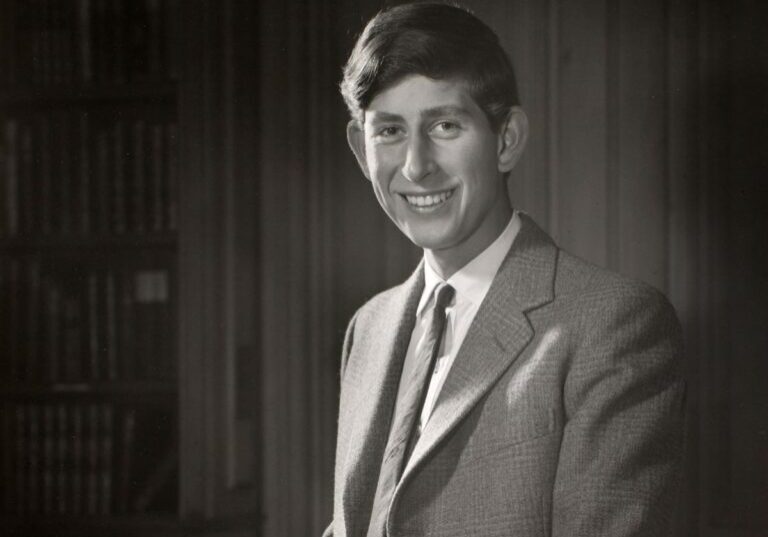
left=325, top=4, right=685, bottom=537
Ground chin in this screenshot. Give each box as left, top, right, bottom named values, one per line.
left=402, top=229, right=457, bottom=252
left=392, top=211, right=462, bottom=251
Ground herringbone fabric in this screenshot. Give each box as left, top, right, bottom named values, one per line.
left=366, top=284, right=454, bottom=537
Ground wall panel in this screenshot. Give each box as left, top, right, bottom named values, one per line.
left=554, top=0, right=610, bottom=265
left=616, top=0, right=669, bottom=290
left=667, top=0, right=701, bottom=533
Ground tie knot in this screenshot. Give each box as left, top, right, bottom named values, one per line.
left=434, top=283, right=455, bottom=311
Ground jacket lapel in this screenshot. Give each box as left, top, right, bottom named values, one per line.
left=340, top=263, right=424, bottom=535
left=399, top=215, right=558, bottom=483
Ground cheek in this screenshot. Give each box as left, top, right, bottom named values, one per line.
left=363, top=151, right=395, bottom=209
left=364, top=151, right=383, bottom=184
left=451, top=141, right=499, bottom=195
left=365, top=146, right=400, bottom=186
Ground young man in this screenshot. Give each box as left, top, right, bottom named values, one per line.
left=326, top=4, right=685, bottom=536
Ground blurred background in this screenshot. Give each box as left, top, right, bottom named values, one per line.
left=0, top=0, right=766, bottom=536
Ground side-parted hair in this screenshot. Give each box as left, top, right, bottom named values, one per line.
left=340, top=2, right=520, bottom=130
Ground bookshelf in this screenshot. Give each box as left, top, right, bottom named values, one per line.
left=0, top=0, right=181, bottom=534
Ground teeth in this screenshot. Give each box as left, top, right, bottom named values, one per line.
left=404, top=189, right=454, bottom=208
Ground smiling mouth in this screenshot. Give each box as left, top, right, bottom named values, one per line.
left=401, top=189, right=456, bottom=210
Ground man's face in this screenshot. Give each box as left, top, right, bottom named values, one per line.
left=348, top=75, right=520, bottom=271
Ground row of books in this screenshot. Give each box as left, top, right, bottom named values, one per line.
left=3, top=0, right=176, bottom=87
left=0, top=401, right=177, bottom=515
left=0, top=259, right=175, bottom=384
left=0, top=114, right=178, bottom=238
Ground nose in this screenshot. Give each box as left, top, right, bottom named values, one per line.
left=401, top=133, right=434, bottom=182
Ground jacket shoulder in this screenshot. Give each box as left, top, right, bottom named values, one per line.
left=554, top=249, right=674, bottom=311
left=353, top=281, right=409, bottom=327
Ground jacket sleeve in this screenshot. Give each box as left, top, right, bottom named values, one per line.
left=322, top=309, right=360, bottom=537
left=551, top=284, right=686, bottom=536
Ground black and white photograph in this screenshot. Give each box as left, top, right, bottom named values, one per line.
left=0, top=1, right=766, bottom=536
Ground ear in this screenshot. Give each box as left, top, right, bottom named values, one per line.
left=346, top=119, right=371, bottom=180
left=497, top=106, right=529, bottom=173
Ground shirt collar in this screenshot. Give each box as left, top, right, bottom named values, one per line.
left=417, top=210, right=522, bottom=316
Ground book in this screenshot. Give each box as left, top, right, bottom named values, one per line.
left=42, top=405, right=55, bottom=514
left=147, top=0, right=163, bottom=77
left=28, top=405, right=40, bottom=514
left=39, top=115, right=53, bottom=235
left=57, top=112, right=73, bottom=235
left=113, top=120, right=127, bottom=234
left=134, top=442, right=176, bottom=512
left=96, top=121, right=110, bottom=234
left=106, top=271, right=118, bottom=380
left=117, top=407, right=136, bottom=513
left=39, top=0, right=51, bottom=85
left=166, top=122, right=178, bottom=230
left=7, top=259, right=20, bottom=382
left=78, top=112, right=91, bottom=234
left=1, top=403, right=11, bottom=513
left=20, top=120, right=34, bottom=235
left=100, top=404, right=113, bottom=514
left=133, top=269, right=171, bottom=379
left=56, top=404, right=69, bottom=515
left=128, top=0, right=150, bottom=81
left=86, top=404, right=99, bottom=515
left=4, top=120, right=19, bottom=237
left=165, top=0, right=179, bottom=80
left=63, top=295, right=83, bottom=382
left=87, top=271, right=100, bottom=381
left=15, top=405, right=26, bottom=515
left=0, top=125, right=5, bottom=238
left=132, top=120, right=146, bottom=232
left=44, top=275, right=62, bottom=383
left=0, top=262, right=7, bottom=382
left=78, top=0, right=92, bottom=83
left=26, top=261, right=42, bottom=383
left=92, top=0, right=106, bottom=84
left=151, top=122, right=163, bottom=231
left=50, top=0, right=72, bottom=84
left=0, top=0, right=16, bottom=86
left=119, top=268, right=135, bottom=380
left=72, top=405, right=84, bottom=515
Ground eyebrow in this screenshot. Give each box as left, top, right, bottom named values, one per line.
left=368, top=105, right=472, bottom=124
left=421, top=105, right=471, bottom=120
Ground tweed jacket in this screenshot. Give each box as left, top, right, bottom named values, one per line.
left=325, top=214, right=685, bottom=537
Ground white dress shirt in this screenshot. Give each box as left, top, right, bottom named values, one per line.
left=397, top=211, right=522, bottom=436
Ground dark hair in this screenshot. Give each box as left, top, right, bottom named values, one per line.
left=340, top=2, right=520, bottom=130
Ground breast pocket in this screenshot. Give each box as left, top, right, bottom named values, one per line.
left=461, top=404, right=560, bottom=464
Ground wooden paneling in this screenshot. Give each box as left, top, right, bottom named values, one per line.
left=667, top=0, right=701, bottom=533
left=178, top=0, right=262, bottom=524
left=258, top=1, right=350, bottom=535
left=553, top=0, right=611, bottom=265
left=706, top=0, right=768, bottom=531
left=615, top=0, right=669, bottom=290
left=179, top=0, right=225, bottom=518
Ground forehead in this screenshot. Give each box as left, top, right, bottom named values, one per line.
left=365, top=75, right=482, bottom=122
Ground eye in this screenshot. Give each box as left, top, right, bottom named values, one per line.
left=374, top=125, right=404, bottom=141
left=430, top=121, right=461, bottom=138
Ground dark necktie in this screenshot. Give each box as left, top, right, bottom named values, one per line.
left=366, top=283, right=455, bottom=537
